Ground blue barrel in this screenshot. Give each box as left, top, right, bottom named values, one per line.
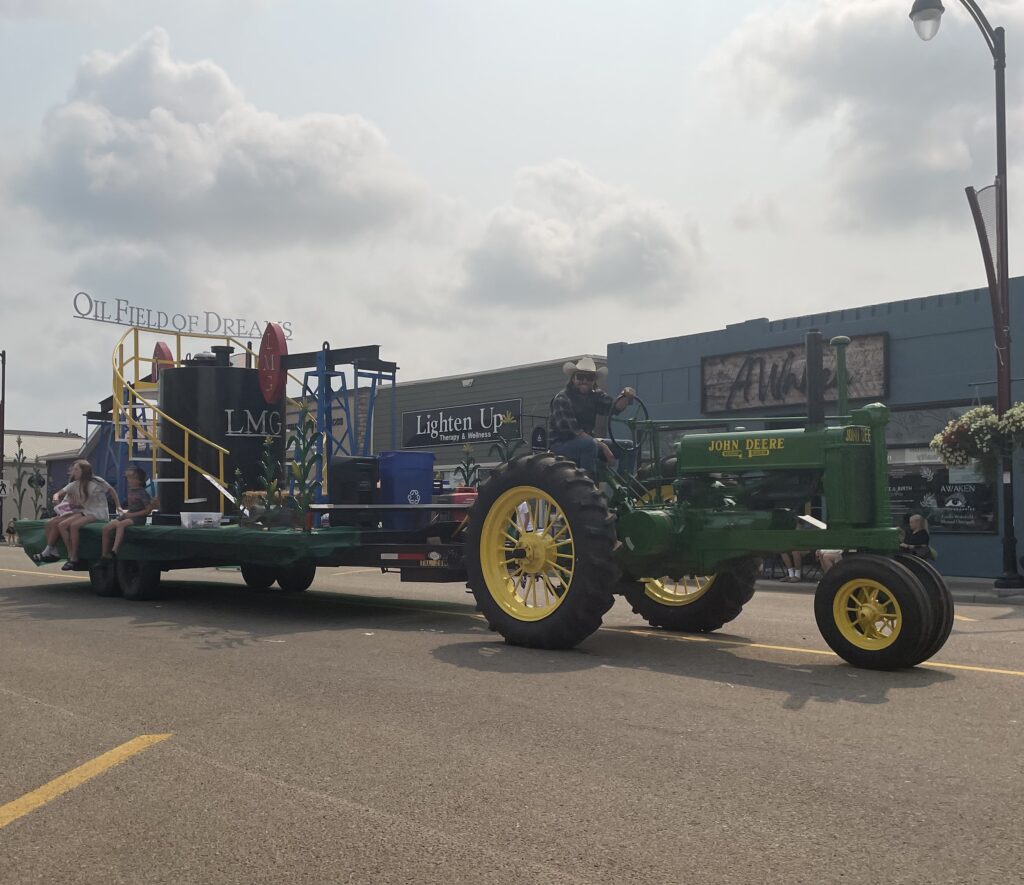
left=377, top=451, right=434, bottom=530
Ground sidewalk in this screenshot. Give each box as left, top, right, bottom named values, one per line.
left=759, top=574, right=1024, bottom=606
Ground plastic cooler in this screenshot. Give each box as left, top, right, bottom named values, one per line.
left=377, top=451, right=435, bottom=530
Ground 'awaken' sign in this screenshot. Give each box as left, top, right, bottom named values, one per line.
left=701, top=334, right=887, bottom=414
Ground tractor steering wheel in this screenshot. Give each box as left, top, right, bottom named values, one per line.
left=608, top=395, right=650, bottom=474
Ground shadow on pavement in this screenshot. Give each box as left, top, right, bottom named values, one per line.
left=0, top=575, right=955, bottom=708
left=430, top=635, right=953, bottom=710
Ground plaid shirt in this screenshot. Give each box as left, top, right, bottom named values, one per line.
left=548, top=384, right=614, bottom=445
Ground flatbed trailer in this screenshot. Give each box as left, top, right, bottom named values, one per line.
left=15, top=509, right=470, bottom=600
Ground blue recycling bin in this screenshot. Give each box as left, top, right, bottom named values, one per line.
left=377, top=451, right=434, bottom=530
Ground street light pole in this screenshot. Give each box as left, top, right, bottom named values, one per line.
left=911, top=0, right=1024, bottom=587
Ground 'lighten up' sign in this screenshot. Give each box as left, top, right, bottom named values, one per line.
left=72, top=291, right=293, bottom=340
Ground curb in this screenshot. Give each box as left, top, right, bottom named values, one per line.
left=757, top=578, right=1024, bottom=607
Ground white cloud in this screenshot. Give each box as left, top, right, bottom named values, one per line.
left=732, top=195, right=785, bottom=232
left=459, top=159, right=703, bottom=305
left=14, top=28, right=430, bottom=247
left=708, top=0, right=1024, bottom=230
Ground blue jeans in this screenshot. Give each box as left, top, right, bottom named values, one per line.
left=551, top=437, right=636, bottom=476
left=552, top=437, right=599, bottom=474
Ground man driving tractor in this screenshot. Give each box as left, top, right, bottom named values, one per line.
left=548, top=356, right=636, bottom=475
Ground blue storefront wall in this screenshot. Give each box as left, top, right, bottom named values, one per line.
left=605, top=277, right=1024, bottom=578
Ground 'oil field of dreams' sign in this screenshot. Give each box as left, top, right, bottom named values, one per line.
left=403, top=399, right=522, bottom=448
left=701, top=333, right=888, bottom=414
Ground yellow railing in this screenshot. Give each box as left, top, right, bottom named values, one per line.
left=111, top=325, right=307, bottom=512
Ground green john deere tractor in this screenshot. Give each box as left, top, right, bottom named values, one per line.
left=464, top=332, right=953, bottom=670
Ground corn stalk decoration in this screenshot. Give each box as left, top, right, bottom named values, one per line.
left=454, top=444, right=479, bottom=488
left=29, top=459, right=46, bottom=518
left=287, top=407, right=322, bottom=529
left=257, top=434, right=284, bottom=523
left=11, top=437, right=29, bottom=518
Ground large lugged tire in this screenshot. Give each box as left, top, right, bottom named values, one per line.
left=620, top=559, right=758, bottom=633
left=277, top=562, right=316, bottom=593
left=241, top=564, right=279, bottom=590
left=117, top=558, right=162, bottom=601
left=89, top=559, right=121, bottom=597
left=464, top=453, right=619, bottom=649
left=894, top=553, right=954, bottom=665
left=814, top=554, right=934, bottom=670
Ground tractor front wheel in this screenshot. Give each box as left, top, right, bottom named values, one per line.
left=893, top=553, right=954, bottom=665
left=464, top=453, right=619, bottom=649
left=814, top=554, right=933, bottom=670
left=620, top=558, right=758, bottom=633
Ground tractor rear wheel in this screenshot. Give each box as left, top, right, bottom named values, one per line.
left=620, top=558, right=758, bottom=633
left=464, top=453, right=619, bottom=649
left=241, top=564, right=279, bottom=590
left=814, top=554, right=933, bottom=669
left=117, top=558, right=162, bottom=601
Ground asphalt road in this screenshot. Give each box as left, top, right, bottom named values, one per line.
left=0, top=545, right=1021, bottom=884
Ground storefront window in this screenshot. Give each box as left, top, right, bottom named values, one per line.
left=888, top=448, right=996, bottom=534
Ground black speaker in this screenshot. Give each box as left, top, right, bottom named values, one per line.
left=327, top=456, right=378, bottom=505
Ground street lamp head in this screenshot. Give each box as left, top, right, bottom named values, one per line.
left=910, top=0, right=944, bottom=41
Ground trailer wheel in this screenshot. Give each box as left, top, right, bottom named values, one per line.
left=620, top=559, right=758, bottom=633
left=117, top=558, right=162, bottom=601
left=465, top=453, right=619, bottom=649
left=814, top=555, right=932, bottom=670
left=241, top=564, right=279, bottom=590
left=893, top=553, right=954, bottom=665
left=89, top=559, right=121, bottom=597
left=277, top=562, right=316, bottom=593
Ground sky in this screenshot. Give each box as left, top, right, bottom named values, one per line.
left=1, top=0, right=1023, bottom=433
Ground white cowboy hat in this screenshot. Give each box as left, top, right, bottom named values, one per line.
left=563, top=356, right=608, bottom=381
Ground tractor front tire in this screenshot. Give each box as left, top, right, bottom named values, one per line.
left=464, top=453, right=619, bottom=649
left=814, top=554, right=933, bottom=670
left=620, top=558, right=758, bottom=633
left=894, top=553, right=954, bottom=665
left=117, top=558, right=162, bottom=601
left=241, top=564, right=279, bottom=590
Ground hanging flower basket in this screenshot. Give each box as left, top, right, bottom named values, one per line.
left=998, top=402, right=1024, bottom=447
left=930, top=406, right=1002, bottom=467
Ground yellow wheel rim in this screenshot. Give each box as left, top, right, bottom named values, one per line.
left=479, top=485, right=575, bottom=621
left=833, top=578, right=903, bottom=650
left=640, top=575, right=715, bottom=606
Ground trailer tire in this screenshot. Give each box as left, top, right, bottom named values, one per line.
left=814, top=554, right=933, bottom=670
left=89, top=559, right=121, bottom=597
left=893, top=553, right=954, bottom=665
left=277, top=562, right=316, bottom=593
left=241, top=564, right=279, bottom=590
left=464, top=453, right=619, bottom=649
left=117, top=558, right=162, bottom=601
left=620, top=558, right=758, bottom=633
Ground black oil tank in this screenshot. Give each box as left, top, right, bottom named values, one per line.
left=158, top=359, right=286, bottom=514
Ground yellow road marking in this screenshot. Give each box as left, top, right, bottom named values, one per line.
left=3, top=568, right=86, bottom=581
left=602, top=626, right=1024, bottom=677
left=329, top=568, right=383, bottom=576
left=919, top=661, right=1024, bottom=677
left=0, top=734, right=171, bottom=829
left=953, top=614, right=976, bottom=622
left=605, top=626, right=835, bottom=657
